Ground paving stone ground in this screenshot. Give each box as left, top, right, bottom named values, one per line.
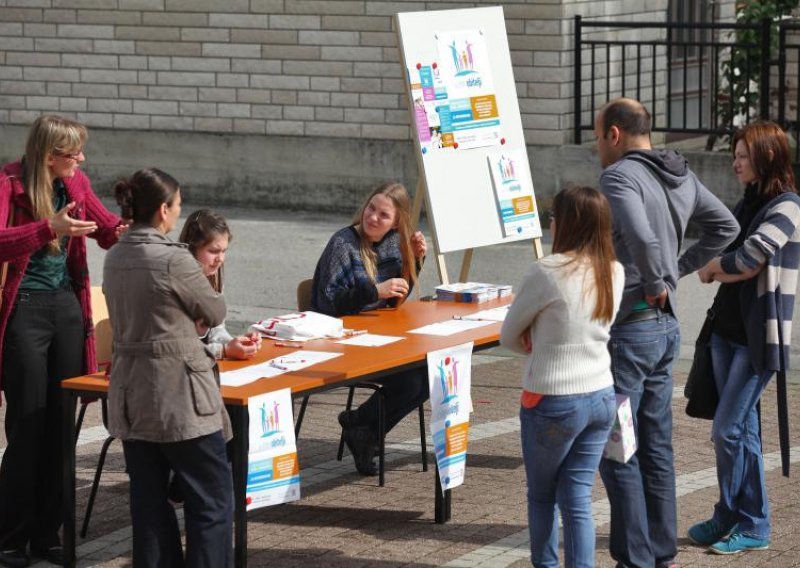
left=2, top=354, right=799, bottom=567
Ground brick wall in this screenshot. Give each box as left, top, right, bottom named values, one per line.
left=0, top=0, right=679, bottom=147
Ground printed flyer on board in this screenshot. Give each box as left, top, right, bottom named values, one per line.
left=406, top=28, right=502, bottom=153
left=487, top=148, right=542, bottom=239
left=246, top=388, right=300, bottom=511
left=435, top=29, right=501, bottom=150
left=427, top=342, right=473, bottom=492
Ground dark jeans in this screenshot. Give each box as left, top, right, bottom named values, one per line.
left=356, top=367, right=429, bottom=435
left=123, top=431, right=234, bottom=568
left=599, top=313, right=680, bottom=568
left=0, top=287, right=84, bottom=552
left=710, top=334, right=773, bottom=539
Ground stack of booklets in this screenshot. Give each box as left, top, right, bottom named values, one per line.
left=435, top=282, right=512, bottom=304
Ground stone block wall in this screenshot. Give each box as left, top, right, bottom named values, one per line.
left=0, top=0, right=681, bottom=149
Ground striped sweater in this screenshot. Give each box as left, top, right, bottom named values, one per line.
left=311, top=225, right=403, bottom=316
left=720, top=191, right=800, bottom=373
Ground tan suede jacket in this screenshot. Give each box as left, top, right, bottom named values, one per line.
left=103, top=225, right=230, bottom=443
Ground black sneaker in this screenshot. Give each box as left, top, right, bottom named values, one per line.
left=0, top=549, right=29, bottom=568
left=30, top=545, right=63, bottom=566
left=342, top=427, right=378, bottom=476
left=337, top=410, right=360, bottom=430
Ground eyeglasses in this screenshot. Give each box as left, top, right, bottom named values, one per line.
left=54, top=149, right=84, bottom=160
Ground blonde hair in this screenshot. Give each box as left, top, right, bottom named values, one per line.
left=352, top=181, right=418, bottom=290
left=22, top=115, right=88, bottom=253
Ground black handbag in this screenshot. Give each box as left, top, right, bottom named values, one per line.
left=684, top=309, right=718, bottom=420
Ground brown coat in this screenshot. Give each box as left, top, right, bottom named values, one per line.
left=103, top=225, right=230, bottom=443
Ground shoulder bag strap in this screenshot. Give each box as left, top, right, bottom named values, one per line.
left=776, top=309, right=790, bottom=477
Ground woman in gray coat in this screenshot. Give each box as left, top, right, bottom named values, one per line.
left=102, top=168, right=232, bottom=568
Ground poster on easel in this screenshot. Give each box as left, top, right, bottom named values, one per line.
left=487, top=148, right=542, bottom=239
left=427, top=341, right=473, bottom=492
left=397, top=7, right=543, bottom=265
left=246, top=388, right=300, bottom=511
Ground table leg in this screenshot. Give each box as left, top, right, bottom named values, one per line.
left=434, top=466, right=451, bottom=524
left=62, top=390, right=78, bottom=567
left=228, top=405, right=250, bottom=568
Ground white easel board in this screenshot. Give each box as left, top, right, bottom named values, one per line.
left=396, top=7, right=542, bottom=254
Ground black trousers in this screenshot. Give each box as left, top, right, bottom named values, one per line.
left=356, top=367, right=430, bottom=434
left=0, top=287, right=84, bottom=551
left=123, top=430, right=234, bottom=568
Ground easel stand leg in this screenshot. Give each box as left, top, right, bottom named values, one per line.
left=458, top=249, right=473, bottom=283
left=229, top=405, right=250, bottom=568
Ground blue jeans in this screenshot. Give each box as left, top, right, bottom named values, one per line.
left=710, top=333, right=773, bottom=540
left=599, top=313, right=680, bottom=568
left=521, top=387, right=616, bottom=568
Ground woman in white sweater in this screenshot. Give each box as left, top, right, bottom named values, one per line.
left=501, top=186, right=625, bottom=568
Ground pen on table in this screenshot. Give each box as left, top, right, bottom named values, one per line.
left=452, top=315, right=484, bottom=321
left=345, top=329, right=368, bottom=337
left=274, top=341, right=302, bottom=347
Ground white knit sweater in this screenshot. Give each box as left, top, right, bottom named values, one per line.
left=500, top=253, right=625, bottom=395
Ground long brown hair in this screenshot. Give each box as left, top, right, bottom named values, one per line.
left=733, top=121, right=797, bottom=199
left=551, top=186, right=617, bottom=323
left=352, top=181, right=417, bottom=288
left=22, top=115, right=88, bottom=252
left=179, top=209, right=232, bottom=293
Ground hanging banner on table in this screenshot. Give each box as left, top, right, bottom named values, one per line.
left=487, top=148, right=542, bottom=239
left=427, top=341, right=473, bottom=492
left=246, top=388, right=300, bottom=511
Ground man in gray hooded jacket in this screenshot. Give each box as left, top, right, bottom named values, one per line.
left=594, top=98, right=739, bottom=568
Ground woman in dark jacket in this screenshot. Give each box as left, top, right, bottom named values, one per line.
left=691, top=122, right=800, bottom=555
left=311, top=181, right=427, bottom=476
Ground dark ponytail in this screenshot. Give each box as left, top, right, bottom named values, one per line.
left=114, top=168, right=180, bottom=224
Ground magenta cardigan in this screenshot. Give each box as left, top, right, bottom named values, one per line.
left=0, top=160, right=121, bottom=400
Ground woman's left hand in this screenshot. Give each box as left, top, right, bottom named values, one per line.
left=225, top=336, right=260, bottom=360
left=114, top=223, right=130, bottom=239
left=698, top=258, right=720, bottom=284
left=243, top=331, right=263, bottom=351
left=520, top=326, right=532, bottom=353
left=411, top=231, right=427, bottom=259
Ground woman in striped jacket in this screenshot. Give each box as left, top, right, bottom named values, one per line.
left=690, top=121, right=800, bottom=556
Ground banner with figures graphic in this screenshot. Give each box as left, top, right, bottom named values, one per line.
left=246, top=388, right=300, bottom=511
left=427, top=341, right=473, bottom=492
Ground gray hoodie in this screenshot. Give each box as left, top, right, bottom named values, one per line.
left=600, top=149, right=739, bottom=323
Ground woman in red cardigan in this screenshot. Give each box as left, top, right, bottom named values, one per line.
left=0, top=115, right=122, bottom=568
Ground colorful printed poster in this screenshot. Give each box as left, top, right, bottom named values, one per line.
left=487, top=149, right=542, bottom=239
left=436, top=29, right=494, bottom=98
left=434, top=29, right=502, bottom=150
left=408, top=65, right=451, bottom=152
left=246, top=388, right=300, bottom=511
left=427, top=341, right=473, bottom=493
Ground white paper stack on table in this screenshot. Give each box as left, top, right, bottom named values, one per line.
left=435, top=282, right=512, bottom=304
left=249, top=311, right=344, bottom=341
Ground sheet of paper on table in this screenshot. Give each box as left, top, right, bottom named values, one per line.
left=456, top=305, right=510, bottom=322
left=336, top=334, right=405, bottom=347
left=220, top=350, right=342, bottom=387
left=408, top=319, right=494, bottom=337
